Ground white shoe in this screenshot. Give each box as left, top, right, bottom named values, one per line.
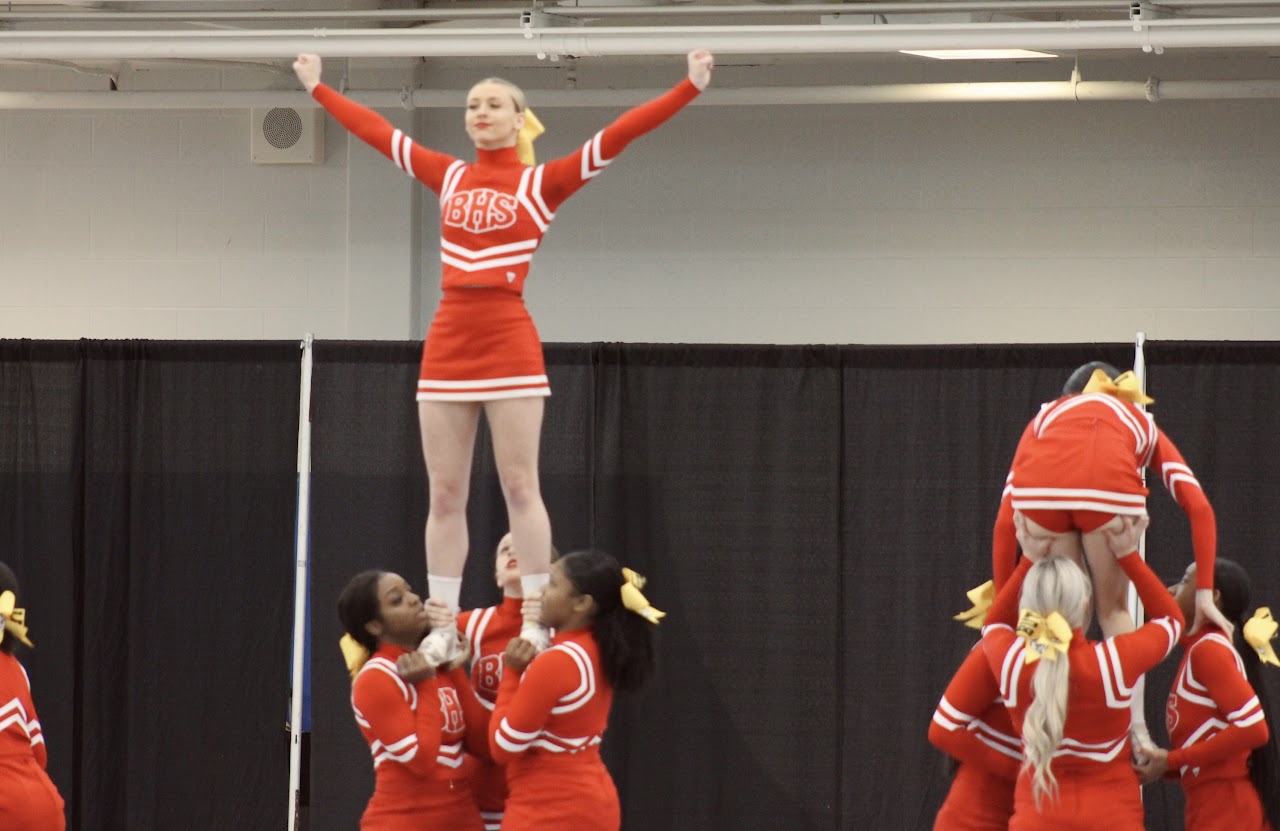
left=418, top=627, right=457, bottom=666
left=519, top=621, right=551, bottom=652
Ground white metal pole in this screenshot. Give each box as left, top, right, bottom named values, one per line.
left=288, top=334, right=315, bottom=831
left=1130, top=331, right=1148, bottom=623
left=1129, top=331, right=1151, bottom=771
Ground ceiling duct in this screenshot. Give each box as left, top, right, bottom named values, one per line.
left=5, top=17, right=1280, bottom=60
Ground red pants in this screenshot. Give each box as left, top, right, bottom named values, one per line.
left=0, top=756, right=65, bottom=831
left=934, top=763, right=1015, bottom=831
left=1185, top=776, right=1273, bottom=831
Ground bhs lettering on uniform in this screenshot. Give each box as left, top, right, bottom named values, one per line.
left=444, top=189, right=519, bottom=234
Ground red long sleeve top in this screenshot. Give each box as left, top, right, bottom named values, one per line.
left=311, top=79, right=701, bottom=295
left=1165, top=629, right=1271, bottom=784
left=929, top=643, right=1023, bottom=781
left=982, top=552, right=1184, bottom=776
left=350, top=644, right=492, bottom=799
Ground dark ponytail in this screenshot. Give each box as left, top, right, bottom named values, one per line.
left=1062, top=361, right=1120, bottom=396
left=0, top=563, right=21, bottom=656
left=338, top=570, right=385, bottom=656
left=1215, top=559, right=1280, bottom=829
left=560, top=550, right=656, bottom=693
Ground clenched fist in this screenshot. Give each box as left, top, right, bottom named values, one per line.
left=293, top=53, right=322, bottom=93
left=687, top=50, right=714, bottom=91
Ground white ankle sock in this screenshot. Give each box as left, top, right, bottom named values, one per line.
left=520, top=572, right=550, bottom=598
left=428, top=574, right=462, bottom=618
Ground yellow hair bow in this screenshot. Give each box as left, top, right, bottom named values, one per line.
left=620, top=568, right=666, bottom=625
left=1244, top=607, right=1280, bottom=668
left=339, top=634, right=371, bottom=681
left=1082, top=369, right=1154, bottom=406
left=0, top=591, right=33, bottom=649
left=516, top=107, right=545, bottom=166
left=953, top=580, right=995, bottom=630
left=1015, top=609, right=1072, bottom=664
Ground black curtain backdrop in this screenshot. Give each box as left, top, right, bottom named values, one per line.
left=0, top=340, right=299, bottom=831
left=2, top=338, right=1278, bottom=831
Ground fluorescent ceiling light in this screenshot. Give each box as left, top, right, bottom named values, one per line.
left=900, top=49, right=1059, bottom=60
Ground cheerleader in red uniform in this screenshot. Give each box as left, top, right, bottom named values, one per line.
left=1133, top=558, right=1280, bottom=831
left=295, top=51, right=713, bottom=661
left=929, top=643, right=1021, bottom=830
left=992, top=361, right=1228, bottom=639
left=0, top=563, right=64, bottom=831
left=981, top=514, right=1184, bottom=831
left=337, top=570, right=494, bottom=830
left=489, top=550, right=663, bottom=831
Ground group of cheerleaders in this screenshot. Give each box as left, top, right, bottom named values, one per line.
left=297, top=41, right=1280, bottom=831
left=930, top=361, right=1280, bottom=831
left=4, top=40, right=1276, bottom=831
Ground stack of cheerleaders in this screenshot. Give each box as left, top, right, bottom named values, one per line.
left=930, top=361, right=1280, bottom=831
left=310, top=48, right=710, bottom=831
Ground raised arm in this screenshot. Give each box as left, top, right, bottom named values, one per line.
left=293, top=53, right=459, bottom=194
left=535, top=50, right=711, bottom=208
left=981, top=555, right=1034, bottom=693
left=1104, top=549, right=1185, bottom=683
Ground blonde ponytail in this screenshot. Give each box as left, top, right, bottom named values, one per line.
left=1023, top=655, right=1069, bottom=807
left=1018, top=557, right=1091, bottom=809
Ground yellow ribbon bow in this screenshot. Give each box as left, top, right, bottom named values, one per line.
left=516, top=107, right=545, bottom=166
left=1015, top=609, right=1073, bottom=664
left=1082, top=369, right=1154, bottom=406
left=620, top=568, right=666, bottom=625
left=0, top=591, right=33, bottom=649
left=953, top=580, right=995, bottom=630
left=339, top=634, right=371, bottom=681
left=1243, top=607, right=1280, bottom=668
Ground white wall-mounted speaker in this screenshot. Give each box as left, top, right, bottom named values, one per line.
left=251, top=107, right=324, bottom=164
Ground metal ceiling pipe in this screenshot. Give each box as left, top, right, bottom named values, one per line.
left=0, top=1, right=1137, bottom=22
left=6, top=78, right=1280, bottom=108
left=4, top=18, right=1280, bottom=60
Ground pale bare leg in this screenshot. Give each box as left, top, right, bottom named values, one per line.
left=485, top=396, right=553, bottom=648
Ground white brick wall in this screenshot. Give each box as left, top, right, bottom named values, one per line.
left=2, top=63, right=1280, bottom=343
